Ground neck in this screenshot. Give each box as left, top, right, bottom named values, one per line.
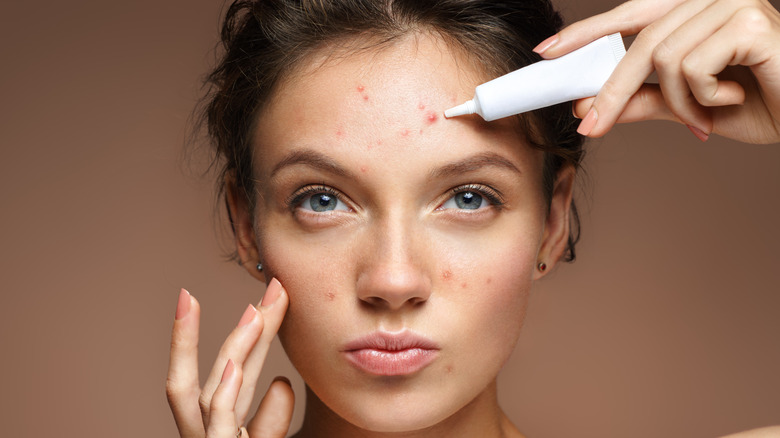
left=292, top=380, right=527, bottom=438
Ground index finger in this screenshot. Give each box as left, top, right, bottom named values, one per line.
left=166, top=289, right=205, bottom=438
left=537, top=0, right=687, bottom=58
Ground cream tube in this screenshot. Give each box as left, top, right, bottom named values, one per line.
left=444, top=33, right=626, bottom=121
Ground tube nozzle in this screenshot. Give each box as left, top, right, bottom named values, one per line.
left=444, top=100, right=476, bottom=118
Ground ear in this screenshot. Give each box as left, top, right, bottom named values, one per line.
left=534, top=165, right=576, bottom=280
left=225, top=174, right=266, bottom=282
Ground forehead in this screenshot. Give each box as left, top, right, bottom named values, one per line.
left=252, top=32, right=538, bottom=175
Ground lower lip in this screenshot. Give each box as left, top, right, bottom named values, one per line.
left=343, top=348, right=438, bottom=376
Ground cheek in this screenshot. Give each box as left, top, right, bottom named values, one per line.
left=438, top=226, right=539, bottom=365
left=256, top=223, right=356, bottom=345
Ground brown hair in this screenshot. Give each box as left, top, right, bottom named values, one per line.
left=198, top=0, right=585, bottom=261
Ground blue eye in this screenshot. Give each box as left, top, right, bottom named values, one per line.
left=441, top=191, right=486, bottom=210
left=296, top=188, right=349, bottom=212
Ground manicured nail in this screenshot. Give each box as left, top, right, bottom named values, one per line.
left=175, top=289, right=191, bottom=320
left=686, top=124, right=709, bottom=142
left=577, top=107, right=598, bottom=136
left=221, top=359, right=235, bottom=383
left=261, top=278, right=283, bottom=307
left=572, top=103, right=581, bottom=119
left=237, top=304, right=257, bottom=328
left=533, top=34, right=559, bottom=54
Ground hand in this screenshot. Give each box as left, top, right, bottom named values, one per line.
left=166, top=279, right=293, bottom=438
left=535, top=0, right=780, bottom=144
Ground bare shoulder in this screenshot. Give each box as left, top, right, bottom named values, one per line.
left=720, top=427, right=780, bottom=438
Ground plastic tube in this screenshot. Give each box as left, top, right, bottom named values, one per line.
left=444, top=33, right=626, bottom=121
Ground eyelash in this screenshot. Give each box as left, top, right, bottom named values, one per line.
left=447, top=184, right=505, bottom=209
left=285, top=183, right=505, bottom=212
left=286, top=185, right=345, bottom=210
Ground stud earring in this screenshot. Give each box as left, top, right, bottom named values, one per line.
left=256, top=263, right=263, bottom=272
left=537, top=262, right=547, bottom=272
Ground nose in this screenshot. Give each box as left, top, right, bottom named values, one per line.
left=355, top=218, right=432, bottom=310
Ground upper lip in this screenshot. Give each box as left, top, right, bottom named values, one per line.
left=342, top=330, right=440, bottom=352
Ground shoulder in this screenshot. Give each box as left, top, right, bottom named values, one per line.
left=720, top=427, right=780, bottom=438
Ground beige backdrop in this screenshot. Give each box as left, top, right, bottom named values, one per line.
left=1, top=1, right=778, bottom=437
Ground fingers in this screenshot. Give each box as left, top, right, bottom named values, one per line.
left=680, top=5, right=778, bottom=106
left=167, top=289, right=205, bottom=438
left=573, top=84, right=679, bottom=124
left=534, top=0, right=688, bottom=58
left=247, top=377, right=295, bottom=438
left=199, top=302, right=265, bottom=426
left=205, top=359, right=244, bottom=437
left=234, top=278, right=289, bottom=423
left=579, top=0, right=721, bottom=137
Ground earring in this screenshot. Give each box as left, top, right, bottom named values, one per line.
left=256, top=263, right=263, bottom=272
left=537, top=262, right=547, bottom=272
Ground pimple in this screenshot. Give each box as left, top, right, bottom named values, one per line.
left=363, top=95, right=369, bottom=101
left=442, top=270, right=452, bottom=280
left=326, top=292, right=335, bottom=301
left=446, top=365, right=454, bottom=373
left=357, top=85, right=365, bottom=92
left=360, top=165, right=368, bottom=173
left=486, top=278, right=492, bottom=284
left=460, top=282, right=467, bottom=289
left=418, top=102, right=426, bottom=110
left=425, top=111, right=438, bottom=124
left=400, top=129, right=410, bottom=137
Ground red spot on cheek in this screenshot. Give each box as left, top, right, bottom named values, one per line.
left=446, top=365, right=454, bottom=373
left=442, top=270, right=452, bottom=280
left=425, top=111, right=438, bottom=124
left=400, top=129, right=410, bottom=137
left=418, top=102, right=426, bottom=110
left=360, top=165, right=368, bottom=173
left=363, top=95, right=369, bottom=101
left=326, top=292, right=335, bottom=301
left=461, top=282, right=467, bottom=289
left=486, top=278, right=492, bottom=284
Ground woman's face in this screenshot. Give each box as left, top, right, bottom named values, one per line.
left=242, top=34, right=571, bottom=432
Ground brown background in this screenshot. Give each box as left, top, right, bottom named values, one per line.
left=1, top=1, right=778, bottom=437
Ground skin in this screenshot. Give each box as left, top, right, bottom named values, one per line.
left=167, top=1, right=780, bottom=437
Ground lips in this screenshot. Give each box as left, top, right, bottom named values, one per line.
left=341, top=331, right=440, bottom=376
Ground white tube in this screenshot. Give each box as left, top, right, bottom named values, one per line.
left=444, top=33, right=626, bottom=121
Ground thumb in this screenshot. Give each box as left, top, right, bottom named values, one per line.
left=573, top=84, right=680, bottom=130
left=246, top=377, right=295, bottom=438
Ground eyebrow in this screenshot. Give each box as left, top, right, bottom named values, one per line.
left=270, top=149, right=355, bottom=180
left=269, top=149, right=521, bottom=181
left=429, top=152, right=522, bottom=180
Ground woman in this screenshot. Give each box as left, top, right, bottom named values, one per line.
left=166, top=0, right=780, bottom=436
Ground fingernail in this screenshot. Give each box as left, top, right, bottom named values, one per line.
left=237, top=304, right=257, bottom=328
left=533, top=34, right=559, bottom=54
left=221, top=359, right=235, bottom=383
left=261, top=278, right=283, bottom=308
left=273, top=376, right=291, bottom=385
left=577, top=107, right=598, bottom=136
left=175, top=289, right=191, bottom=320
left=686, top=124, right=709, bottom=142
left=572, top=103, right=580, bottom=119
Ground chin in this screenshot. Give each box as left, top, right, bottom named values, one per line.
left=312, top=380, right=470, bottom=434
left=340, top=398, right=451, bottom=433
